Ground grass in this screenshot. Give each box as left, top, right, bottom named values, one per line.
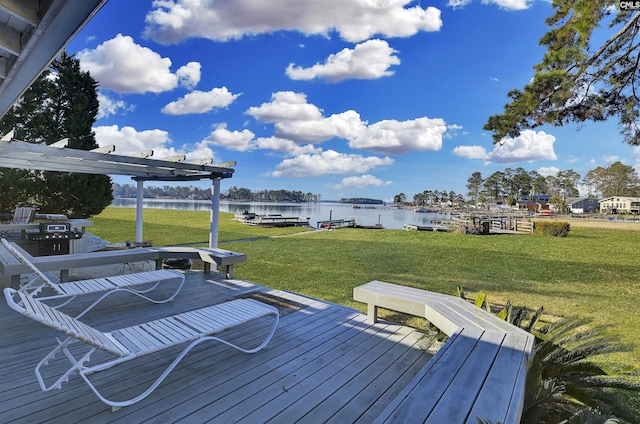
left=91, top=207, right=640, bottom=371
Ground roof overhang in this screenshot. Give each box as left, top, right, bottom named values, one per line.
left=0, top=0, right=108, bottom=119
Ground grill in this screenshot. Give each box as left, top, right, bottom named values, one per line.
left=27, top=223, right=83, bottom=255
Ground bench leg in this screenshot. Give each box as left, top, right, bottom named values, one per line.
left=226, top=265, right=233, bottom=279
left=366, top=304, right=378, bottom=324
left=11, top=274, right=21, bottom=289
left=203, top=262, right=211, bottom=273
left=60, top=269, right=69, bottom=283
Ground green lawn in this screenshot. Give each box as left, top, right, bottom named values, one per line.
left=92, top=207, right=640, bottom=370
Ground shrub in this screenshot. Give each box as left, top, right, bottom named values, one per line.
left=535, top=221, right=570, bottom=237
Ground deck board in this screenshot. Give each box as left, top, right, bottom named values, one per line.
left=1, top=268, right=431, bottom=424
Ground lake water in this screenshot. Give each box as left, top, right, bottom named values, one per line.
left=111, top=199, right=451, bottom=230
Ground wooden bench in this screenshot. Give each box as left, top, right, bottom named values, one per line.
left=0, top=242, right=246, bottom=287
left=353, top=280, right=535, bottom=424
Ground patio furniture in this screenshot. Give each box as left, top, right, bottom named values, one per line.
left=4, top=287, right=279, bottom=410
left=354, top=281, right=535, bottom=424
left=0, top=206, right=37, bottom=237
left=1, top=238, right=185, bottom=313
left=0, top=206, right=36, bottom=224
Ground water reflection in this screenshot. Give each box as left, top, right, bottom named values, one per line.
left=111, top=199, right=448, bottom=230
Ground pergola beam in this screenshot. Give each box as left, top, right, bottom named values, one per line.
left=0, top=139, right=234, bottom=179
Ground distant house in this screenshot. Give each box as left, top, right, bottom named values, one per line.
left=599, top=196, right=640, bottom=214
left=567, top=197, right=599, bottom=214
left=515, top=201, right=547, bottom=214
left=452, top=199, right=465, bottom=208
left=520, top=194, right=551, bottom=203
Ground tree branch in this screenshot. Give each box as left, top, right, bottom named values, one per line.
left=586, top=12, right=640, bottom=68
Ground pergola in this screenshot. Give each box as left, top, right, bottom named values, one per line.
left=0, top=135, right=235, bottom=246
left=0, top=0, right=235, bottom=247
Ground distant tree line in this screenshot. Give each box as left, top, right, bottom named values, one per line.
left=224, top=186, right=320, bottom=202
left=392, top=162, right=640, bottom=210
left=113, top=183, right=212, bottom=200
left=393, top=190, right=464, bottom=207
left=464, top=162, right=639, bottom=208
left=113, top=183, right=321, bottom=203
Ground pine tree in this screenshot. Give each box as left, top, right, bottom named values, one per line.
left=0, top=51, right=113, bottom=217
left=484, top=2, right=640, bottom=146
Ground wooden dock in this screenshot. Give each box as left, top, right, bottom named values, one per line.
left=0, top=266, right=431, bottom=423
left=317, top=218, right=356, bottom=229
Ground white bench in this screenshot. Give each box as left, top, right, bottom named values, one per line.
left=353, top=280, right=535, bottom=424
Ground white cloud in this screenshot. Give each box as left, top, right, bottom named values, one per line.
left=603, top=155, right=622, bottom=164
left=633, top=147, right=640, bottom=172
left=255, top=137, right=322, bottom=155
left=97, top=93, right=132, bottom=119
left=481, top=0, right=532, bottom=10
left=246, top=91, right=446, bottom=154
left=77, top=34, right=197, bottom=94
left=162, top=87, right=241, bottom=115
left=271, top=150, right=394, bottom=178
left=333, top=174, right=392, bottom=189
left=185, top=141, right=219, bottom=162
left=247, top=92, right=324, bottom=123
left=94, top=125, right=178, bottom=157
left=537, top=166, right=560, bottom=177
left=452, top=145, right=488, bottom=159
left=144, top=0, right=442, bottom=44
left=201, top=124, right=255, bottom=151
left=485, top=130, right=557, bottom=164
left=448, top=0, right=472, bottom=8
left=449, top=0, right=530, bottom=10
left=349, top=117, right=446, bottom=154
left=176, top=62, right=202, bottom=89
left=286, top=39, right=400, bottom=82
left=275, top=110, right=366, bottom=143
left=444, top=123, right=464, bottom=139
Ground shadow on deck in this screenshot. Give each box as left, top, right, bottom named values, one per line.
left=0, top=267, right=431, bottom=423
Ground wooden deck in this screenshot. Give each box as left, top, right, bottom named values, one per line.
left=0, top=267, right=431, bottom=423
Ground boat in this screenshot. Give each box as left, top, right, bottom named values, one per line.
left=235, top=212, right=311, bottom=227
left=413, top=207, right=437, bottom=213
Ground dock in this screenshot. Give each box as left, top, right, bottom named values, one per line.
left=403, top=224, right=448, bottom=232
left=317, top=218, right=356, bottom=229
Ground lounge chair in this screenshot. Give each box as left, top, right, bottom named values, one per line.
left=4, top=287, right=279, bottom=410
left=1, top=238, right=185, bottom=314
left=0, top=206, right=37, bottom=237
left=0, top=206, right=36, bottom=224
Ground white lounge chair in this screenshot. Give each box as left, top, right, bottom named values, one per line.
left=1, top=238, right=185, bottom=314
left=4, top=287, right=279, bottom=410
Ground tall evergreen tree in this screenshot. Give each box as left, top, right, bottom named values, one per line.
left=0, top=51, right=113, bottom=217
left=484, top=2, right=640, bottom=146
left=466, top=171, right=483, bottom=206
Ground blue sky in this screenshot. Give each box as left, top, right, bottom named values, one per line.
left=65, top=0, right=640, bottom=201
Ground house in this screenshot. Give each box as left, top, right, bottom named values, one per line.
left=520, top=194, right=551, bottom=203
left=567, top=197, right=600, bottom=214
left=599, top=196, right=640, bottom=214
left=515, top=200, right=547, bottom=214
